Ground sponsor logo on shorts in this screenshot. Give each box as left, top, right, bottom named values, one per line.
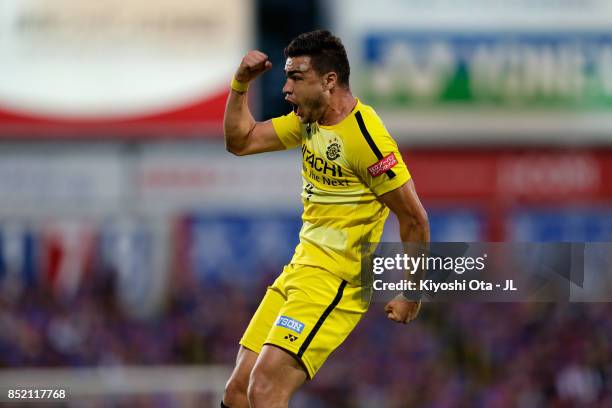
left=367, top=153, right=398, bottom=177
left=276, top=315, right=305, bottom=334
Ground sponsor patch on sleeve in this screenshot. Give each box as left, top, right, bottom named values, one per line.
left=367, top=153, right=398, bottom=177
left=276, top=315, right=305, bottom=334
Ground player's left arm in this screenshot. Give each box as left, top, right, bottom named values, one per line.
left=348, top=112, right=429, bottom=323
left=379, top=179, right=429, bottom=244
left=378, top=179, right=430, bottom=324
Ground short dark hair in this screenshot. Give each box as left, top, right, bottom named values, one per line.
left=284, top=30, right=350, bottom=88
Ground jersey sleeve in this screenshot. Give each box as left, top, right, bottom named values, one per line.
left=271, top=112, right=302, bottom=149
left=350, top=112, right=411, bottom=196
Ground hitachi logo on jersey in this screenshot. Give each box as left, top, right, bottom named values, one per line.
left=301, top=144, right=343, bottom=177
left=368, top=153, right=398, bottom=177
left=276, top=315, right=305, bottom=334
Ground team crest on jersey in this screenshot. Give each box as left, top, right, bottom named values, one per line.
left=326, top=138, right=341, bottom=160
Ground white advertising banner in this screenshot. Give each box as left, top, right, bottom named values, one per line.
left=331, top=0, right=612, bottom=143
left=0, top=0, right=253, bottom=137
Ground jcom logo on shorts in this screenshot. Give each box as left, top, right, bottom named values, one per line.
left=276, top=315, right=305, bottom=334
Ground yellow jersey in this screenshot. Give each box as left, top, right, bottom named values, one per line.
left=271, top=99, right=411, bottom=284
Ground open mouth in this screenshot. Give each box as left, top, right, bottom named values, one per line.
left=289, top=101, right=301, bottom=117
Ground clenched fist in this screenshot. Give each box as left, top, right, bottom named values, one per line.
left=384, top=295, right=421, bottom=324
left=235, top=50, right=273, bottom=83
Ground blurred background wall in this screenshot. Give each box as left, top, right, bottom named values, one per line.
left=0, top=0, right=611, bottom=407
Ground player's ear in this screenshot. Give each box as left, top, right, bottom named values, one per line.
left=324, top=72, right=337, bottom=90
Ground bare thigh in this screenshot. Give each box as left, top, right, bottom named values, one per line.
left=228, top=346, right=258, bottom=386
left=249, top=344, right=307, bottom=402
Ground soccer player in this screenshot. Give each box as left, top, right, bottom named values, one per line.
left=222, top=30, right=429, bottom=408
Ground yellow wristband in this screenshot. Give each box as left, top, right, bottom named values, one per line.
left=231, top=77, right=249, bottom=93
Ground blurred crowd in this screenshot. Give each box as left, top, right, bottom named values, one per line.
left=1, top=268, right=611, bottom=408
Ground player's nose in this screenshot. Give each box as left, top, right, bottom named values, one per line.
left=282, top=79, right=293, bottom=95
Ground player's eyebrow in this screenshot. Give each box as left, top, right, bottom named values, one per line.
left=285, top=69, right=305, bottom=77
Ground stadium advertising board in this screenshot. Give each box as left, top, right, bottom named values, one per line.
left=136, top=144, right=302, bottom=213
left=331, top=0, right=612, bottom=143
left=0, top=145, right=124, bottom=216
left=0, top=0, right=253, bottom=137
left=405, top=149, right=611, bottom=202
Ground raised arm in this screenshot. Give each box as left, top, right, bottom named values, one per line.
left=378, top=179, right=430, bottom=324
left=224, top=50, right=286, bottom=156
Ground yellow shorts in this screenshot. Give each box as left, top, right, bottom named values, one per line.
left=240, top=263, right=369, bottom=379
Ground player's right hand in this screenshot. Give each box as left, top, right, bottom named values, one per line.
left=235, top=50, right=272, bottom=83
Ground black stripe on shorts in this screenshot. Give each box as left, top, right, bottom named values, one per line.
left=297, top=280, right=348, bottom=358
left=354, top=111, right=396, bottom=179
